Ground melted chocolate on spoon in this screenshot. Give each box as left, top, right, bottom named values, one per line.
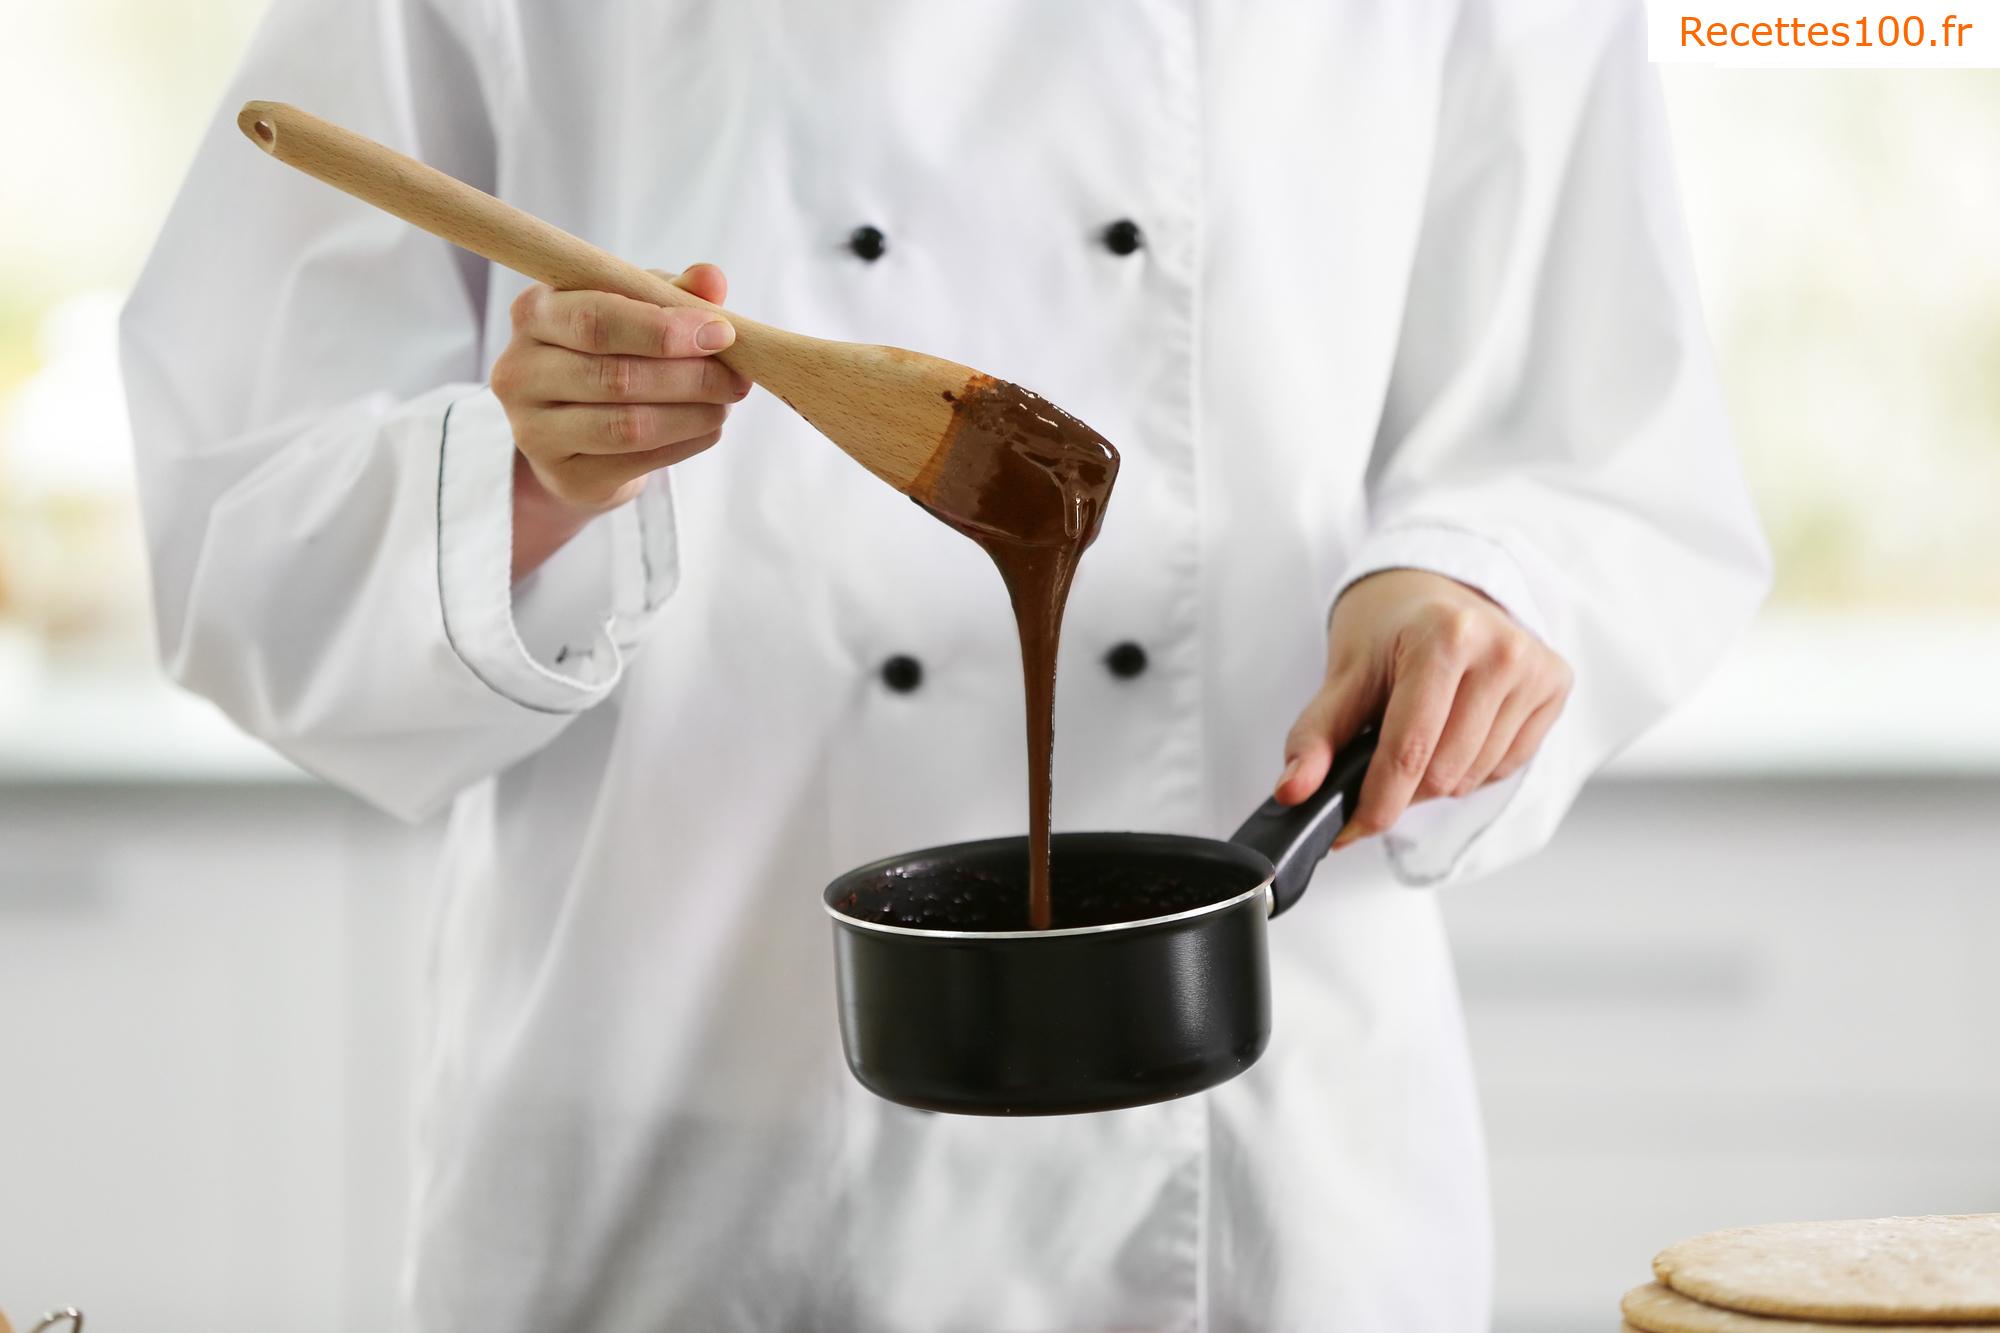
left=912, top=375, right=1120, bottom=931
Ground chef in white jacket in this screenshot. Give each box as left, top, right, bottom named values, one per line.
left=122, top=0, right=1768, bottom=1328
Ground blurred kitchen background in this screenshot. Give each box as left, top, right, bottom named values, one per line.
left=2, top=6, right=1997, bottom=1331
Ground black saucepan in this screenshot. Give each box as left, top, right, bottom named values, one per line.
left=822, top=733, right=1378, bottom=1115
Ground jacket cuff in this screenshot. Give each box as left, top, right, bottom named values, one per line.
left=1336, top=520, right=1549, bottom=644
left=435, top=388, right=680, bottom=714
left=1335, top=520, right=1550, bottom=886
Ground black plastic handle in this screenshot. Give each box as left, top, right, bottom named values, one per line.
left=1228, top=729, right=1378, bottom=917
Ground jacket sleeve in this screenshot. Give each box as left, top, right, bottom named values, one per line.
left=121, top=0, right=679, bottom=821
left=1341, top=0, right=1771, bottom=883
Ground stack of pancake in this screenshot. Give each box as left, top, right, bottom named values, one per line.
left=1622, top=1215, right=2000, bottom=1332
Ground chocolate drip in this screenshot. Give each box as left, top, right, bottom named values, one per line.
left=913, top=376, right=1120, bottom=931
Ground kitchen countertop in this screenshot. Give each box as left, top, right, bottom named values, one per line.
left=2, top=613, right=1996, bottom=785
left=1600, top=613, right=2000, bottom=778
left=0, top=666, right=304, bottom=783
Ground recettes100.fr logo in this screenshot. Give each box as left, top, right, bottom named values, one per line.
left=1649, top=8, right=1988, bottom=64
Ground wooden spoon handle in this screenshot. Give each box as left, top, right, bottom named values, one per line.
left=235, top=101, right=781, bottom=369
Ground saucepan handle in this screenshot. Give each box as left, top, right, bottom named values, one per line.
left=1228, top=729, right=1378, bottom=917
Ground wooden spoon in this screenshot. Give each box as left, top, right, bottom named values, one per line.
left=237, top=100, right=1088, bottom=516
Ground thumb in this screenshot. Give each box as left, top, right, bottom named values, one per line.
left=672, top=261, right=728, bottom=305
left=1275, top=671, right=1373, bottom=805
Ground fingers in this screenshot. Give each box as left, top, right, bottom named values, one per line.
left=1491, top=693, right=1564, bottom=784
left=524, top=431, right=726, bottom=510
left=496, top=266, right=741, bottom=517
left=514, top=401, right=731, bottom=457
left=1274, top=668, right=1378, bottom=806
left=1416, top=665, right=1513, bottom=802
left=1334, top=649, right=1466, bottom=847
left=511, top=284, right=735, bottom=358
left=495, top=344, right=750, bottom=406
left=1275, top=690, right=1338, bottom=807
left=1281, top=571, right=1575, bottom=851
left=1456, top=686, right=1540, bottom=797
left=1460, top=654, right=1573, bottom=792
left=552, top=431, right=726, bottom=506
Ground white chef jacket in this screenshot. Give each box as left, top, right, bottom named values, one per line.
left=122, top=1, right=1769, bottom=1329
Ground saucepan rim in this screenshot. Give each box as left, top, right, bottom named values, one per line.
left=822, top=830, right=1275, bottom=941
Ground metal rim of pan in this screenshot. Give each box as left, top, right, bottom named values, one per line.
left=823, top=878, right=1274, bottom=941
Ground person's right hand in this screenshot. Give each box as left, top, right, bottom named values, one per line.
left=493, top=263, right=749, bottom=579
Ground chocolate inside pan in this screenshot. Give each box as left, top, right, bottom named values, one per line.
left=830, top=838, right=1266, bottom=933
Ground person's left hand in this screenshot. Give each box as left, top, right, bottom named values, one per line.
left=1273, top=568, right=1572, bottom=848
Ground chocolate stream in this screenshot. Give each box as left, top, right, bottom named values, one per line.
left=914, top=376, right=1120, bottom=931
